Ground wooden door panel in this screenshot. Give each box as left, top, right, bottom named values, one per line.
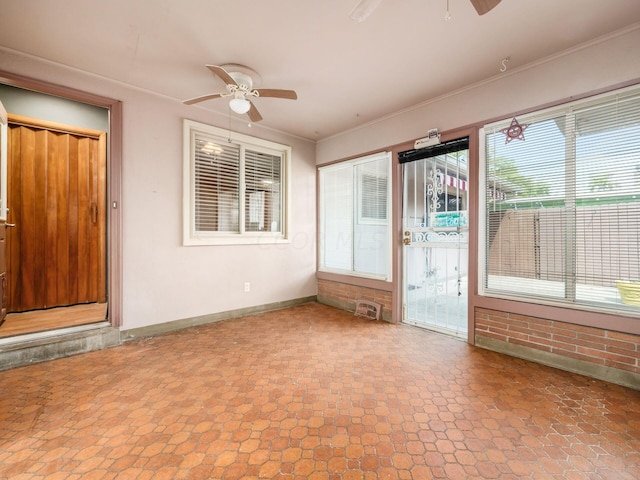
left=67, top=134, right=79, bottom=305
left=7, top=116, right=107, bottom=313
left=87, top=136, right=105, bottom=303
left=33, top=128, right=48, bottom=309
left=55, top=133, right=70, bottom=306
left=45, top=130, right=59, bottom=307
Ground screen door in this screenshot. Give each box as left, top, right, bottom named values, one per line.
left=401, top=139, right=469, bottom=337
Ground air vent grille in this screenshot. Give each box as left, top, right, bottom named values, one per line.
left=354, top=300, right=381, bottom=320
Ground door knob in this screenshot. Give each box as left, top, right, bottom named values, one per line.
left=403, top=237, right=411, bottom=245
left=5, top=223, right=16, bottom=228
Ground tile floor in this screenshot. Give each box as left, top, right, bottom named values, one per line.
left=1, top=303, right=639, bottom=480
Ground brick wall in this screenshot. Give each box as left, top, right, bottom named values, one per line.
left=317, top=278, right=392, bottom=322
left=475, top=308, right=640, bottom=375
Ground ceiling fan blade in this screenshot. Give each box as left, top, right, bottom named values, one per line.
left=349, top=0, right=383, bottom=22
left=469, top=0, right=501, bottom=15
left=206, top=65, right=238, bottom=86
left=183, top=93, right=226, bottom=105
left=247, top=102, right=263, bottom=123
left=254, top=89, right=298, bottom=100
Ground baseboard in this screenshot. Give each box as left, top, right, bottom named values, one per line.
left=120, top=296, right=317, bottom=341
left=475, top=335, right=640, bottom=391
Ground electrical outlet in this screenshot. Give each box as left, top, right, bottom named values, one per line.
left=244, top=282, right=251, bottom=292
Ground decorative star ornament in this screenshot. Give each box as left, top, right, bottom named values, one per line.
left=500, top=117, right=529, bottom=143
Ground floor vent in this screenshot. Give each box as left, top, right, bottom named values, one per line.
left=355, top=301, right=382, bottom=320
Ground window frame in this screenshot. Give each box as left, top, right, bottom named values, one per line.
left=318, top=151, right=393, bottom=281
left=478, top=84, right=640, bottom=316
left=183, top=119, right=291, bottom=246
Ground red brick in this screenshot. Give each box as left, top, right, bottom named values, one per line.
left=577, top=347, right=636, bottom=365
left=604, top=338, right=639, bottom=352
left=529, top=336, right=577, bottom=352
left=606, top=345, right=640, bottom=358
left=607, top=331, right=640, bottom=344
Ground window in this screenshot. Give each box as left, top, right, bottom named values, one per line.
left=480, top=84, right=640, bottom=313
left=318, top=152, right=392, bottom=280
left=183, top=120, right=290, bottom=245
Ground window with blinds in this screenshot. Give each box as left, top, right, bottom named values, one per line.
left=184, top=120, right=290, bottom=245
left=481, top=84, right=640, bottom=312
left=318, top=152, right=392, bottom=280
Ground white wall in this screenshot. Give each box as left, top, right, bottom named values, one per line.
left=316, top=26, right=640, bottom=165
left=0, top=48, right=317, bottom=330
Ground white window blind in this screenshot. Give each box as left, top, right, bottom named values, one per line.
left=244, top=149, right=281, bottom=232
left=481, top=85, right=640, bottom=312
left=184, top=120, right=291, bottom=245
left=358, top=160, right=388, bottom=223
left=194, top=133, right=240, bottom=233
left=319, top=152, right=392, bottom=280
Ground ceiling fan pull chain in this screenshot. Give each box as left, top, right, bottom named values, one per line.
left=445, top=0, right=451, bottom=20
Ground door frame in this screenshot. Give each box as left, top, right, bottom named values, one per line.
left=392, top=127, right=479, bottom=344
left=0, top=70, right=123, bottom=327
left=7, top=114, right=108, bottom=312
left=400, top=140, right=470, bottom=338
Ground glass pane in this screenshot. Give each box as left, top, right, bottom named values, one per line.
left=574, top=94, right=640, bottom=307
left=194, top=133, right=240, bottom=233
left=405, top=246, right=468, bottom=335
left=485, top=116, right=568, bottom=299
left=244, top=149, right=282, bottom=233
left=319, top=153, right=390, bottom=278
left=354, top=157, right=389, bottom=276
left=319, top=164, right=353, bottom=271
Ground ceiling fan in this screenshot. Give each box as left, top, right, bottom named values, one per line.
left=183, top=64, right=298, bottom=122
left=349, top=0, right=501, bottom=22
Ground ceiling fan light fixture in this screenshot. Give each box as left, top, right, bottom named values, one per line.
left=229, top=97, right=251, bottom=114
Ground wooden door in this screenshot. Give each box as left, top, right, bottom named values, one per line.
left=6, top=115, right=107, bottom=313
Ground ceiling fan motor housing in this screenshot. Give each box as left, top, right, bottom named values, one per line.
left=228, top=71, right=254, bottom=92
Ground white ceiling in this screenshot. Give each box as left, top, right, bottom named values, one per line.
left=1, top=0, right=639, bottom=141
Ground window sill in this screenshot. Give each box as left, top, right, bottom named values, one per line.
left=316, top=270, right=392, bottom=290
left=184, top=233, right=290, bottom=246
